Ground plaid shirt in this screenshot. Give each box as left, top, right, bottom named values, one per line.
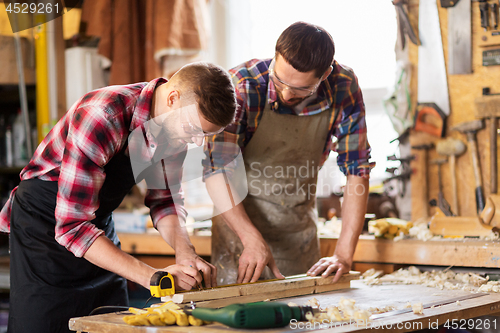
left=0, top=78, right=186, bottom=257
left=203, top=58, right=373, bottom=178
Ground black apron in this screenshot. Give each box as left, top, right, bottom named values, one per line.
left=8, top=143, right=137, bottom=333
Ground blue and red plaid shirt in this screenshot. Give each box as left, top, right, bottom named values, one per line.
left=0, top=78, right=186, bottom=257
left=203, top=58, right=373, bottom=178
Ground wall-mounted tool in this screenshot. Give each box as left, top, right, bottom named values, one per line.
left=452, top=120, right=486, bottom=215
left=413, top=103, right=446, bottom=137
left=442, top=0, right=472, bottom=74
left=430, top=158, right=454, bottom=216
left=474, top=87, right=500, bottom=194
left=393, top=0, right=420, bottom=50
left=490, top=2, right=498, bottom=30
left=436, top=138, right=467, bottom=216
left=418, top=0, right=451, bottom=117
left=480, top=0, right=490, bottom=31
left=410, top=144, right=433, bottom=218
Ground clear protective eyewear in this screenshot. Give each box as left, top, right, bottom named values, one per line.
left=268, top=58, right=322, bottom=98
left=180, top=105, right=225, bottom=137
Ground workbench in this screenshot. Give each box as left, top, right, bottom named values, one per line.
left=69, top=280, right=500, bottom=332
left=118, top=232, right=500, bottom=271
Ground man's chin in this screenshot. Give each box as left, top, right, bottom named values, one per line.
left=278, top=96, right=304, bottom=107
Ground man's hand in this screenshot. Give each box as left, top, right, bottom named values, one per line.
left=176, top=254, right=217, bottom=288
left=238, top=238, right=284, bottom=283
left=161, top=264, right=203, bottom=291
left=306, top=255, right=351, bottom=283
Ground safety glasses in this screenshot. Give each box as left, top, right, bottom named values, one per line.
left=180, top=105, right=225, bottom=137
left=268, top=58, right=322, bottom=97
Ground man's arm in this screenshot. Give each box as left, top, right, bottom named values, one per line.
left=156, top=214, right=217, bottom=288
left=307, top=175, right=368, bottom=281
left=83, top=235, right=201, bottom=290
left=219, top=201, right=284, bottom=283
left=205, top=175, right=284, bottom=283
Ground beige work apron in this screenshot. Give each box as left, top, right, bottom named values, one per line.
left=212, top=101, right=333, bottom=285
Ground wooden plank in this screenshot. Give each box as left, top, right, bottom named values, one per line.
left=166, top=273, right=359, bottom=307
left=193, top=286, right=318, bottom=308
left=314, top=282, right=350, bottom=294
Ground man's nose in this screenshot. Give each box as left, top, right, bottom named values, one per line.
left=281, top=87, right=296, bottom=101
left=192, top=136, right=204, bottom=146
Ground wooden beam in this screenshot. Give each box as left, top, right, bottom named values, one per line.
left=164, top=272, right=360, bottom=308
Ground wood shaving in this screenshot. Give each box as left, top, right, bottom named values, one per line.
left=303, top=297, right=373, bottom=324
left=367, top=305, right=396, bottom=314
left=411, top=302, right=423, bottom=315
left=305, top=298, right=320, bottom=308
left=361, top=266, right=495, bottom=294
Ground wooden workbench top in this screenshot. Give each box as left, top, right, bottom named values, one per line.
left=118, top=232, right=500, bottom=268
left=70, top=281, right=500, bottom=332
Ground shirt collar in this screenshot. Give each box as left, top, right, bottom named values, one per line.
left=130, top=77, right=168, bottom=132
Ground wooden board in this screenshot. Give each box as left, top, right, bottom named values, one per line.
left=69, top=281, right=500, bottom=333
left=163, top=273, right=360, bottom=308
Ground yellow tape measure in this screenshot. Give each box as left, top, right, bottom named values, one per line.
left=150, top=271, right=175, bottom=297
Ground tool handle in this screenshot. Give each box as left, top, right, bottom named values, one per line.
left=468, top=133, right=483, bottom=189
left=480, top=2, right=489, bottom=31
left=476, top=186, right=486, bottom=215
left=450, top=155, right=459, bottom=216
left=490, top=3, right=498, bottom=30
left=491, top=116, right=498, bottom=194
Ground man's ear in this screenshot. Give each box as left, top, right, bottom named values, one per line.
left=166, top=90, right=180, bottom=107
left=321, top=66, right=333, bottom=81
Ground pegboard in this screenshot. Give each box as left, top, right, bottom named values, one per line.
left=408, top=0, right=500, bottom=221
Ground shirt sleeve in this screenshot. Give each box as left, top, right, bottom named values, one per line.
left=334, top=71, right=374, bottom=179
left=202, top=77, right=248, bottom=180
left=143, top=152, right=187, bottom=226
left=55, top=106, right=121, bottom=257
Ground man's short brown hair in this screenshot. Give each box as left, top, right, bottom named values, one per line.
left=172, top=62, right=237, bottom=127
left=275, top=21, right=335, bottom=78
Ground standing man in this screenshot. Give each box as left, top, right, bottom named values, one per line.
left=0, top=62, right=236, bottom=333
left=205, top=22, right=373, bottom=285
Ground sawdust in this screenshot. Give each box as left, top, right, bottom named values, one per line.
left=301, top=297, right=399, bottom=324
left=361, top=266, right=494, bottom=294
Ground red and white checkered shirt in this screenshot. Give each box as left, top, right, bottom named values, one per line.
left=0, top=78, right=186, bottom=257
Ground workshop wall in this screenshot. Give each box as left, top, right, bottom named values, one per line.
left=409, top=0, right=500, bottom=221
